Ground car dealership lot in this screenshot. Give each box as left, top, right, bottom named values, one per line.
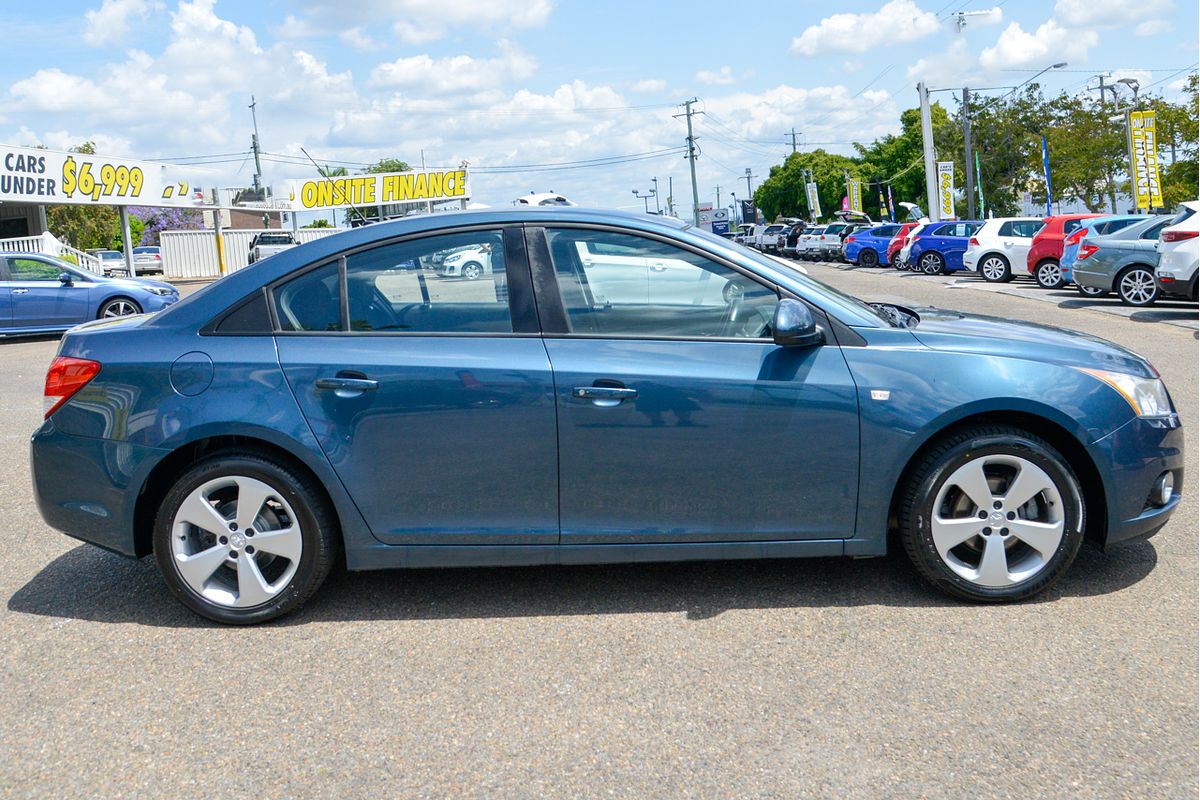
left=0, top=274, right=1195, bottom=797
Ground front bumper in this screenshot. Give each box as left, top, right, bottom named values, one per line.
left=1091, top=414, right=1185, bottom=548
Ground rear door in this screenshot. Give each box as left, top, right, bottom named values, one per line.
left=273, top=225, right=559, bottom=546
left=5, top=256, right=93, bottom=328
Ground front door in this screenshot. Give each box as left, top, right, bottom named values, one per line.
left=534, top=226, right=860, bottom=544
left=997, top=219, right=1041, bottom=266
left=5, top=256, right=93, bottom=328
left=274, top=226, right=559, bottom=546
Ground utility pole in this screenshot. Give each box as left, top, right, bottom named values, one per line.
left=744, top=167, right=756, bottom=212
left=667, top=176, right=674, bottom=217
left=963, top=87, right=976, bottom=219
left=788, top=128, right=800, bottom=154
left=917, top=82, right=939, bottom=221
left=715, top=184, right=720, bottom=211
left=248, top=96, right=264, bottom=195
left=676, top=98, right=702, bottom=225
left=650, top=177, right=662, bottom=214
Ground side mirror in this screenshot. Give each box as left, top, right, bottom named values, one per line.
left=772, top=298, right=824, bottom=347
left=58, top=272, right=74, bottom=285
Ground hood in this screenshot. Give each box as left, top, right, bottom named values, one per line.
left=907, top=307, right=1155, bottom=378
left=111, top=276, right=177, bottom=293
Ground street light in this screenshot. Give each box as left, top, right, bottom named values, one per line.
left=1117, top=77, right=1141, bottom=106
left=632, top=188, right=656, bottom=213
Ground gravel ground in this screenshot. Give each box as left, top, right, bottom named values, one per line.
left=0, top=268, right=1195, bottom=799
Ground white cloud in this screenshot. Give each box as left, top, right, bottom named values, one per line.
left=368, top=41, right=536, bottom=93
left=791, top=0, right=941, bottom=56
left=631, top=78, right=667, bottom=93
left=1054, top=0, right=1173, bottom=28
left=979, top=20, right=1096, bottom=71
left=339, top=26, right=381, bottom=51
left=1134, top=19, right=1171, bottom=36
left=83, top=0, right=161, bottom=46
left=696, top=66, right=736, bottom=86
left=294, top=0, right=553, bottom=43
left=906, top=39, right=980, bottom=86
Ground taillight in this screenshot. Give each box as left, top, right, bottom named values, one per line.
left=1077, top=244, right=1099, bottom=261
left=1162, top=230, right=1199, bottom=242
left=44, top=357, right=101, bottom=418
left=819, top=235, right=826, bottom=240
left=845, top=236, right=856, bottom=243
left=968, top=237, right=979, bottom=246
left=912, top=236, right=922, bottom=242
left=1064, top=229, right=1085, bottom=246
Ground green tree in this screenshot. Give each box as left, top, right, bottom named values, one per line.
left=754, top=150, right=864, bottom=221
left=302, top=218, right=333, bottom=228
left=45, top=142, right=121, bottom=249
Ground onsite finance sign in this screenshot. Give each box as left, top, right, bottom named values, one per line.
left=287, top=169, right=470, bottom=211
left=1128, top=111, right=1164, bottom=210
left=936, top=161, right=956, bottom=219
left=0, top=144, right=201, bottom=207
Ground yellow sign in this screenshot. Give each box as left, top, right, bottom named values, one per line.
left=0, top=144, right=202, bottom=207
left=937, top=161, right=955, bottom=219
left=848, top=179, right=862, bottom=212
left=1128, top=111, right=1164, bottom=210
left=288, top=169, right=471, bottom=211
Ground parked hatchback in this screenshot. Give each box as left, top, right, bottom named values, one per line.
left=1027, top=214, right=1103, bottom=288
left=1156, top=201, right=1200, bottom=301
left=887, top=222, right=918, bottom=268
left=1070, top=215, right=1173, bottom=305
left=844, top=224, right=902, bottom=267
left=32, top=209, right=1182, bottom=623
left=1060, top=216, right=1145, bottom=295
left=964, top=217, right=1043, bottom=282
left=908, top=221, right=983, bottom=274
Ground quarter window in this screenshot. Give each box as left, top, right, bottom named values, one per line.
left=546, top=228, right=776, bottom=339
left=345, top=230, right=511, bottom=333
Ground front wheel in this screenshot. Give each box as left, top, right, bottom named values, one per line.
left=460, top=261, right=483, bottom=280
left=890, top=252, right=902, bottom=269
left=919, top=251, right=945, bottom=275
left=1035, top=260, right=1065, bottom=289
left=154, top=454, right=338, bottom=624
left=1116, top=266, right=1158, bottom=306
left=900, top=426, right=1084, bottom=602
left=979, top=254, right=1011, bottom=282
left=859, top=249, right=878, bottom=267
left=99, top=297, right=142, bottom=318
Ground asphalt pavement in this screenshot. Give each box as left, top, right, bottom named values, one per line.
left=0, top=269, right=1196, bottom=798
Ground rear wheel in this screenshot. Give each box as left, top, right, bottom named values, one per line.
left=154, top=454, right=338, bottom=624
left=98, top=297, right=142, bottom=318
left=900, top=426, right=1085, bottom=602
left=1035, top=260, right=1065, bottom=289
left=859, top=249, right=878, bottom=267
left=979, top=254, right=1011, bottom=283
left=1116, top=265, right=1158, bottom=306
left=890, top=251, right=902, bottom=268
left=1077, top=284, right=1108, bottom=298
left=919, top=251, right=945, bottom=275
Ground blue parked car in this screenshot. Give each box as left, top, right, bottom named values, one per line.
left=31, top=209, right=1183, bottom=623
left=908, top=221, right=983, bottom=274
left=1060, top=215, right=1145, bottom=295
left=2, top=252, right=179, bottom=335
left=844, top=224, right=902, bottom=267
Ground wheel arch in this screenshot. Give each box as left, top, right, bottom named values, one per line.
left=132, top=433, right=342, bottom=557
left=95, top=293, right=142, bottom=319
left=977, top=249, right=1010, bottom=265
left=885, top=408, right=1108, bottom=550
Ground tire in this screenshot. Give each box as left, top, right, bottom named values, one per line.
left=153, top=453, right=338, bottom=624
left=461, top=261, right=483, bottom=280
left=978, top=254, right=1011, bottom=283
left=899, top=425, right=1085, bottom=603
left=98, top=297, right=142, bottom=319
left=890, top=252, right=902, bottom=269
left=1035, top=260, right=1065, bottom=289
left=1116, top=265, right=1158, bottom=307
left=1076, top=283, right=1108, bottom=298
left=919, top=251, right=945, bottom=275
left=859, top=249, right=878, bottom=267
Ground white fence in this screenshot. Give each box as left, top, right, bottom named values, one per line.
left=161, top=228, right=349, bottom=280
left=0, top=231, right=104, bottom=273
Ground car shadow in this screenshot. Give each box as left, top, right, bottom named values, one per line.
left=7, top=540, right=1159, bottom=628
left=1054, top=296, right=1199, bottom=323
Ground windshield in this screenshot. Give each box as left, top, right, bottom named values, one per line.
left=257, top=234, right=294, bottom=245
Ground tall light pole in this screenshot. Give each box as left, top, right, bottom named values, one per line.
left=650, top=177, right=662, bottom=214
left=632, top=188, right=656, bottom=213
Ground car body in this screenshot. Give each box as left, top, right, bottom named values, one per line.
left=438, top=245, right=494, bottom=279
left=907, top=221, right=983, bottom=274
left=963, top=217, right=1043, bottom=282
left=844, top=224, right=902, bottom=267
left=31, top=208, right=1183, bottom=623
left=1070, top=216, right=1173, bottom=305
left=132, top=246, right=163, bottom=273
left=95, top=250, right=127, bottom=277
left=886, top=222, right=918, bottom=268
left=1059, top=216, right=1145, bottom=289
left=756, top=224, right=789, bottom=253
left=1, top=252, right=178, bottom=335
left=818, top=222, right=853, bottom=259
left=735, top=224, right=755, bottom=245
left=797, top=225, right=828, bottom=260
left=897, top=222, right=928, bottom=268
left=1156, top=201, right=1200, bottom=301
left=248, top=232, right=298, bottom=264
left=781, top=223, right=808, bottom=258
left=1026, top=214, right=1103, bottom=288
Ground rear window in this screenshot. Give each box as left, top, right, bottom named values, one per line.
left=1140, top=219, right=1171, bottom=240
left=257, top=234, right=295, bottom=245
left=1170, top=205, right=1195, bottom=227
left=1063, top=219, right=1085, bottom=235
left=133, top=247, right=159, bottom=254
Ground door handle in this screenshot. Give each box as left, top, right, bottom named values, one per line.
left=316, top=375, right=379, bottom=396
left=12, top=288, right=28, bottom=295
left=650, top=262, right=667, bottom=271
left=572, top=385, right=637, bottom=407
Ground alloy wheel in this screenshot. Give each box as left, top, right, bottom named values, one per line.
left=102, top=299, right=139, bottom=318
left=930, top=454, right=1065, bottom=588
left=980, top=256, right=1008, bottom=282
left=1036, top=262, right=1064, bottom=289
left=170, top=476, right=303, bottom=609
left=1118, top=268, right=1157, bottom=306
left=920, top=253, right=942, bottom=274
left=461, top=263, right=483, bottom=280
left=1077, top=284, right=1107, bottom=297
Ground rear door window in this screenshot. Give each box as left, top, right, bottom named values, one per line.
left=274, top=262, right=342, bottom=332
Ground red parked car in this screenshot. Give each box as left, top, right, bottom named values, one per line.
left=1027, top=213, right=1103, bottom=289
left=887, top=222, right=918, bottom=268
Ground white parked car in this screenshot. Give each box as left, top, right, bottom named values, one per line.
left=798, top=226, right=830, bottom=260
left=897, top=223, right=928, bottom=268
left=1156, top=201, right=1199, bottom=301
left=962, top=217, right=1044, bottom=282
left=755, top=224, right=788, bottom=252
left=440, top=245, right=494, bottom=280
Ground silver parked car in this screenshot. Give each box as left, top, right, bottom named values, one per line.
left=1071, top=215, right=1174, bottom=306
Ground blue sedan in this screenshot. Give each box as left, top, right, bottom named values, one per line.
left=2, top=252, right=179, bottom=335
left=30, top=209, right=1183, bottom=623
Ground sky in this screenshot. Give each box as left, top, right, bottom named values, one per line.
left=1, top=0, right=1196, bottom=222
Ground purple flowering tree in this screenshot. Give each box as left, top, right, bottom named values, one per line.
left=131, top=206, right=204, bottom=246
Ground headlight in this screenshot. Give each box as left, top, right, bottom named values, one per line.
left=147, top=287, right=175, bottom=297
left=1077, top=368, right=1173, bottom=417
